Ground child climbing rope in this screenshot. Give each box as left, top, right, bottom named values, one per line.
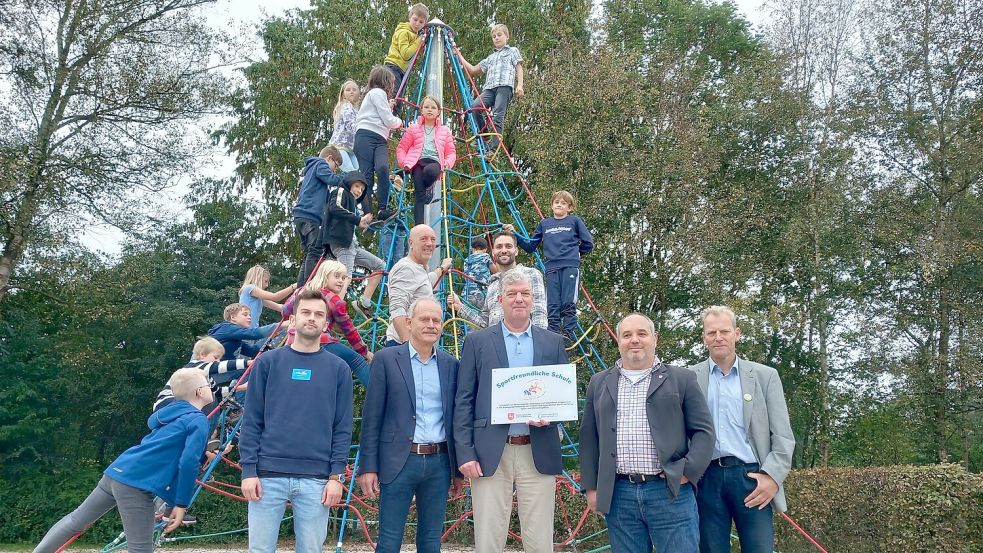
left=329, top=79, right=362, bottom=171
left=354, top=65, right=404, bottom=222
left=457, top=23, right=524, bottom=151
left=395, top=95, right=457, bottom=224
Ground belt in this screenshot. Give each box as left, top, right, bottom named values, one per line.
left=713, top=456, right=758, bottom=468
left=410, top=442, right=448, bottom=455
left=506, top=435, right=531, bottom=445
left=616, top=472, right=663, bottom=484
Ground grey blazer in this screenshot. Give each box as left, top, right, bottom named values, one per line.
left=688, top=358, right=796, bottom=512
left=579, top=362, right=715, bottom=515
left=453, top=323, right=568, bottom=476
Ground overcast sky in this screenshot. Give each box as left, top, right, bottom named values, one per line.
left=80, top=0, right=770, bottom=255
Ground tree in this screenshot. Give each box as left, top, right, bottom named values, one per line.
left=0, top=0, right=228, bottom=301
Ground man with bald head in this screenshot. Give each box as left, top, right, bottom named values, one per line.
left=579, top=313, right=714, bottom=553
left=359, top=298, right=462, bottom=552
left=385, top=224, right=452, bottom=347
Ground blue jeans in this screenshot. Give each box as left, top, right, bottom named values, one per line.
left=696, top=462, right=774, bottom=553
left=376, top=452, right=451, bottom=553
left=546, top=267, right=580, bottom=337
left=472, top=86, right=513, bottom=144
left=605, top=479, right=699, bottom=553
left=322, top=341, right=370, bottom=389
left=248, top=477, right=332, bottom=553
left=339, top=149, right=359, bottom=172
left=378, top=222, right=408, bottom=268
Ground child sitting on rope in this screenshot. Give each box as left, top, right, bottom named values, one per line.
left=321, top=171, right=384, bottom=315
left=283, top=260, right=373, bottom=388
left=462, top=235, right=493, bottom=306
left=206, top=303, right=271, bottom=361
left=457, top=23, right=524, bottom=151
left=152, top=337, right=248, bottom=413
left=34, top=368, right=212, bottom=553
left=503, top=190, right=593, bottom=341
left=396, top=95, right=457, bottom=224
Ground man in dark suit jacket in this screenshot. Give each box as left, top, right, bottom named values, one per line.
left=453, top=270, right=569, bottom=553
left=359, top=298, right=462, bottom=553
left=580, top=313, right=715, bottom=553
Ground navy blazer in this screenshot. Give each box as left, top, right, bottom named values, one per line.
left=453, top=323, right=568, bottom=476
left=360, top=343, right=460, bottom=484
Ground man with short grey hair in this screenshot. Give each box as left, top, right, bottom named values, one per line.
left=688, top=306, right=794, bottom=553
left=580, top=312, right=714, bottom=552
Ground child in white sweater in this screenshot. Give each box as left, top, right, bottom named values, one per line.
left=354, top=65, right=404, bottom=223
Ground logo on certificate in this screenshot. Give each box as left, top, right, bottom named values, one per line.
left=523, top=379, right=545, bottom=399
left=508, top=412, right=515, bottom=421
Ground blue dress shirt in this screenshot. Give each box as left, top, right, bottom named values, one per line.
left=708, top=358, right=757, bottom=463
left=502, top=322, right=534, bottom=436
left=408, top=341, right=445, bottom=443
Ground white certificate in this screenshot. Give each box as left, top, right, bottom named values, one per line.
left=490, top=364, right=579, bottom=425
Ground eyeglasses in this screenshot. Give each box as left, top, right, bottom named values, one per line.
left=196, top=385, right=212, bottom=393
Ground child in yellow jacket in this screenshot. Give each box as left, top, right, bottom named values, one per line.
left=384, top=3, right=428, bottom=89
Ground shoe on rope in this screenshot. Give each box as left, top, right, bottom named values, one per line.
left=162, top=507, right=197, bottom=526
left=352, top=296, right=373, bottom=319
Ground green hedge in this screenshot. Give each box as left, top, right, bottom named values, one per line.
left=5, top=463, right=981, bottom=551
left=777, top=464, right=983, bottom=553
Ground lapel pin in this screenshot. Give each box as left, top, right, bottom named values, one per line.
left=743, top=393, right=752, bottom=402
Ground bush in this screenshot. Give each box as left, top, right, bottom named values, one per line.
left=777, top=464, right=983, bottom=553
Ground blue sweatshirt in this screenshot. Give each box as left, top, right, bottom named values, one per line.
left=516, top=214, right=595, bottom=270
left=104, top=401, right=208, bottom=507
left=238, top=346, right=354, bottom=478
left=293, top=156, right=344, bottom=223
left=207, top=321, right=268, bottom=361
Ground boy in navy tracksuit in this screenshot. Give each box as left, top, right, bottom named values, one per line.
left=34, top=368, right=212, bottom=553
left=505, top=190, right=594, bottom=339
left=239, top=289, right=354, bottom=553
left=294, top=145, right=344, bottom=288
left=207, top=303, right=269, bottom=360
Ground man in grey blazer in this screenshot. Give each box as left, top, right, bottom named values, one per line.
left=689, top=306, right=795, bottom=553
left=453, top=270, right=569, bottom=553
left=580, top=313, right=715, bottom=553
left=358, top=298, right=463, bottom=553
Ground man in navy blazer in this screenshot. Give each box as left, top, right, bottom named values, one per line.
left=359, top=298, right=462, bottom=553
left=454, top=270, right=569, bottom=553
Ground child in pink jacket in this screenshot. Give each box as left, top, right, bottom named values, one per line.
left=396, top=95, right=457, bottom=224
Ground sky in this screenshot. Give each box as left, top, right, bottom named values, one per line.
left=80, top=0, right=771, bottom=256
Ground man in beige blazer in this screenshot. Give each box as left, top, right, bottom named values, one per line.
left=688, top=306, right=795, bottom=553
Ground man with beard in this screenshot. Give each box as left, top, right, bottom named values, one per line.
left=239, top=289, right=354, bottom=553
left=448, top=232, right=547, bottom=330
left=386, top=224, right=453, bottom=347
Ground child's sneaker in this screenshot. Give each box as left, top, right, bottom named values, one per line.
left=376, top=208, right=398, bottom=223
left=353, top=296, right=373, bottom=319
left=162, top=507, right=197, bottom=526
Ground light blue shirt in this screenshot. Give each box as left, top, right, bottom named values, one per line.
left=708, top=358, right=757, bottom=463
left=238, top=285, right=263, bottom=328
left=408, top=342, right=445, bottom=443
left=502, top=322, right=534, bottom=436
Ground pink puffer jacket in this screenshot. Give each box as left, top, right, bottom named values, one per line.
left=396, top=117, right=457, bottom=170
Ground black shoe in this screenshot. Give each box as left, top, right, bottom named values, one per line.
left=162, top=508, right=197, bottom=525
left=376, top=209, right=397, bottom=223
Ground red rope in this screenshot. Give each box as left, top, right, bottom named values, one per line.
left=781, top=512, right=830, bottom=553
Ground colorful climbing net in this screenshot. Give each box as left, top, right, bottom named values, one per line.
left=87, top=20, right=828, bottom=553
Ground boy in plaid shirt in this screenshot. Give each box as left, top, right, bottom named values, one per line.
left=457, top=24, right=523, bottom=150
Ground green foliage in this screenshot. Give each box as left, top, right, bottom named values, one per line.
left=778, top=465, right=983, bottom=552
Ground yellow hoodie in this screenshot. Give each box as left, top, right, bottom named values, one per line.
left=384, top=22, right=420, bottom=71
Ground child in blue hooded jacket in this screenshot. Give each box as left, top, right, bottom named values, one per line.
left=34, top=368, right=212, bottom=553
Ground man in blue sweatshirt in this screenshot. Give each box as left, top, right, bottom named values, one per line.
left=503, top=190, right=594, bottom=340
left=34, top=368, right=212, bottom=553
left=207, top=303, right=270, bottom=361
left=294, top=145, right=344, bottom=288
left=239, top=289, right=354, bottom=553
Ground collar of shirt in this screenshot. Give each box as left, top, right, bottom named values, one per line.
left=501, top=319, right=533, bottom=340
left=408, top=341, right=437, bottom=364
left=615, top=357, right=662, bottom=375
left=710, top=356, right=739, bottom=377
left=494, top=45, right=511, bottom=53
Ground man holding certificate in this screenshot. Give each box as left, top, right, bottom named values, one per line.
left=453, top=270, right=570, bottom=553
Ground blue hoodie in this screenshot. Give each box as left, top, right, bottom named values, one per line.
left=104, top=401, right=208, bottom=507
left=293, top=156, right=343, bottom=223
left=207, top=321, right=268, bottom=361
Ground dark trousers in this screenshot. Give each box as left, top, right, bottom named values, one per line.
left=546, top=266, right=580, bottom=337
left=385, top=63, right=405, bottom=113
left=294, top=218, right=322, bottom=288
left=697, top=461, right=774, bottom=553
left=411, top=158, right=441, bottom=224
left=375, top=452, right=451, bottom=553
left=354, top=129, right=391, bottom=214
left=471, top=86, right=513, bottom=145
